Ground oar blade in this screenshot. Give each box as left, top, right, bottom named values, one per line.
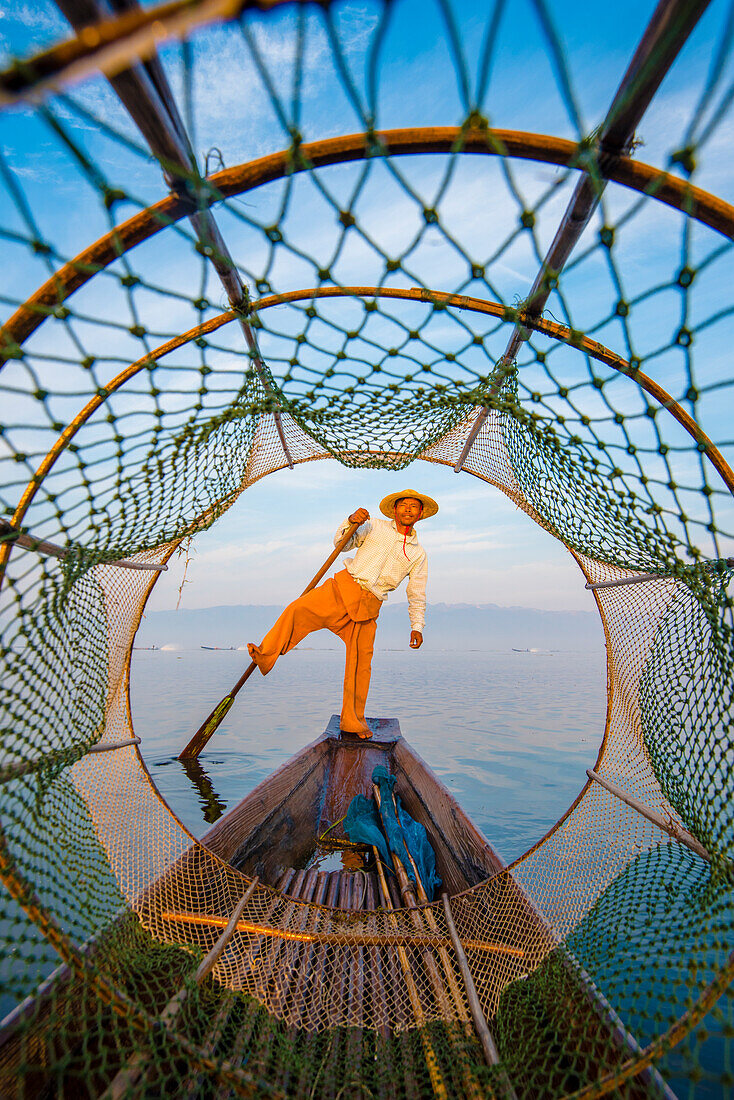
left=178, top=693, right=234, bottom=760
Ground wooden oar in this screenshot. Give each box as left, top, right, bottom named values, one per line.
left=178, top=519, right=361, bottom=759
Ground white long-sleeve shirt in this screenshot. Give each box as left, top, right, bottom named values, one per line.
left=334, top=516, right=427, bottom=631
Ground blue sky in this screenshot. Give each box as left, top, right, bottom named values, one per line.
left=1, top=0, right=733, bottom=614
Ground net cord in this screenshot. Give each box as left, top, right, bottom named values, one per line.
left=454, top=0, right=712, bottom=472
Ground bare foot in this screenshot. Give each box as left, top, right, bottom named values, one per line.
left=339, top=723, right=372, bottom=740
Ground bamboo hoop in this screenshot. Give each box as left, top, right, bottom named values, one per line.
left=6, top=286, right=730, bottom=571
left=3, top=128, right=733, bottom=361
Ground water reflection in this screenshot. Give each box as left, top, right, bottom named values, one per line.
left=179, top=756, right=227, bottom=823
left=150, top=755, right=228, bottom=824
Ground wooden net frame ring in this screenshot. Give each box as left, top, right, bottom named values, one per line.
left=4, top=282, right=732, bottom=586
left=0, top=0, right=294, bottom=107
left=3, top=127, right=733, bottom=359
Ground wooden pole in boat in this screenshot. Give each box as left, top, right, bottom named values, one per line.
left=384, top=796, right=518, bottom=1098
left=441, top=894, right=519, bottom=1100
left=375, top=785, right=486, bottom=1100
left=386, top=790, right=493, bottom=1090
left=373, top=847, right=448, bottom=1100
left=178, top=519, right=361, bottom=759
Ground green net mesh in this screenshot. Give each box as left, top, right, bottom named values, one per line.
left=0, top=0, right=733, bottom=1096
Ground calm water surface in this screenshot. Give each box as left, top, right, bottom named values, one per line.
left=130, top=646, right=606, bottom=862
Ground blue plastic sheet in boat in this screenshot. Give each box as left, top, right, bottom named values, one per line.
left=344, top=765, right=441, bottom=899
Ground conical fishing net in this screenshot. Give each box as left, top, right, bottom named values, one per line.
left=0, top=0, right=733, bottom=1096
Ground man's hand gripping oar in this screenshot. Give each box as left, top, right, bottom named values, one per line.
left=178, top=519, right=361, bottom=760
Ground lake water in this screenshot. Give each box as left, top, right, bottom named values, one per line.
left=130, top=646, right=606, bottom=864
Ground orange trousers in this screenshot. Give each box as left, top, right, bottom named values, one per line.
left=248, top=570, right=382, bottom=737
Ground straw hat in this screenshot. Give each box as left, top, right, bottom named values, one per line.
left=379, top=490, right=439, bottom=521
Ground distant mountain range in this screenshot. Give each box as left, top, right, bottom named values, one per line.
left=135, top=602, right=602, bottom=652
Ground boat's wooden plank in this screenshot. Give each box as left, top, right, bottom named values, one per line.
left=301, top=872, right=341, bottom=1033
left=291, top=872, right=344, bottom=1099
left=269, top=869, right=318, bottom=1017
left=276, top=872, right=331, bottom=1098
left=232, top=871, right=316, bottom=1092
left=327, top=871, right=341, bottom=905
left=350, top=874, right=366, bottom=1026
left=334, top=873, right=353, bottom=1029
left=225, top=869, right=295, bottom=989
left=363, top=876, right=388, bottom=1036
left=346, top=874, right=365, bottom=1094
left=255, top=870, right=306, bottom=994
left=286, top=871, right=330, bottom=1022
left=362, top=874, right=394, bottom=1100
left=320, top=741, right=393, bottom=841
left=319, top=873, right=354, bottom=1100
left=324, top=714, right=402, bottom=745
left=202, top=737, right=331, bottom=880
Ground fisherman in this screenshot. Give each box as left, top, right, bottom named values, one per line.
left=247, top=490, right=438, bottom=739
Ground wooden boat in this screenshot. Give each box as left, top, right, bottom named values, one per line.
left=0, top=717, right=675, bottom=1099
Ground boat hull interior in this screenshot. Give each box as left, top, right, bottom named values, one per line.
left=202, top=716, right=505, bottom=898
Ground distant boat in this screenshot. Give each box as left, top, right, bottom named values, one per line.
left=512, top=647, right=529, bottom=652
left=200, top=645, right=237, bottom=650
left=133, top=644, right=158, bottom=650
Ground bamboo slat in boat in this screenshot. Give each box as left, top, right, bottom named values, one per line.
left=224, top=868, right=295, bottom=993
left=302, top=871, right=341, bottom=1031
left=346, top=874, right=366, bottom=1089
left=277, top=871, right=331, bottom=1097
left=349, top=874, right=367, bottom=1029
left=268, top=868, right=318, bottom=1017
left=286, top=870, right=330, bottom=1021
left=362, top=874, right=395, bottom=1100
left=254, top=868, right=307, bottom=998
left=293, top=872, right=343, bottom=1100
left=374, top=849, right=447, bottom=1100
left=317, top=873, right=354, bottom=1100
left=237, top=870, right=315, bottom=1089
left=370, top=865, right=420, bottom=1100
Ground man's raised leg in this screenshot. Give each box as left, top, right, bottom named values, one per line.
left=248, top=579, right=341, bottom=674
